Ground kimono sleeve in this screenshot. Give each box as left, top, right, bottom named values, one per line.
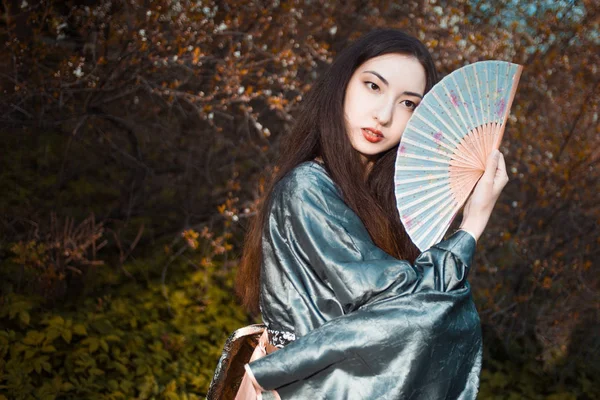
left=266, top=166, right=476, bottom=313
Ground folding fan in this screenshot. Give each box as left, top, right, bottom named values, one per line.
left=394, top=60, right=523, bottom=251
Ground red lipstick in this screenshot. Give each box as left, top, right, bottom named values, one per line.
left=362, top=128, right=384, bottom=143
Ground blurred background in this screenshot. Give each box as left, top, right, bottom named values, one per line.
left=0, top=0, right=598, bottom=398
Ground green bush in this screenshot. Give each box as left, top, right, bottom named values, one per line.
left=0, top=258, right=249, bottom=399
left=1, top=246, right=597, bottom=399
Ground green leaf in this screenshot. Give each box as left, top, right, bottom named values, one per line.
left=72, top=324, right=87, bottom=336
left=23, top=330, right=45, bottom=346
left=42, top=361, right=52, bottom=373
left=136, top=364, right=148, bottom=376
left=104, top=334, right=120, bottom=342
left=100, top=339, right=109, bottom=352
left=108, top=379, right=119, bottom=391
left=120, top=379, right=133, bottom=392
left=113, top=362, right=128, bottom=375
left=84, top=337, right=99, bottom=353
left=91, top=319, right=113, bottom=334
left=47, top=316, right=65, bottom=326
left=19, top=310, right=30, bottom=326
left=45, top=329, right=61, bottom=343
left=25, top=349, right=37, bottom=359
left=61, top=330, right=72, bottom=344
left=13, top=343, right=27, bottom=354
left=41, top=345, right=57, bottom=353
left=165, top=392, right=179, bottom=400
left=89, top=368, right=105, bottom=376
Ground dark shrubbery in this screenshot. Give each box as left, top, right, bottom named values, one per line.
left=0, top=253, right=249, bottom=399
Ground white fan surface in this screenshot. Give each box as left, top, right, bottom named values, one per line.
left=395, top=60, right=522, bottom=251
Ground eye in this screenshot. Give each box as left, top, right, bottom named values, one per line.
left=366, top=81, right=380, bottom=92
left=401, top=100, right=417, bottom=110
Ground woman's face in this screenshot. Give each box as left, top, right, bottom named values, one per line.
left=344, top=53, right=426, bottom=163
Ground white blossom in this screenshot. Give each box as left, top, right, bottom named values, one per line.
left=73, top=66, right=84, bottom=78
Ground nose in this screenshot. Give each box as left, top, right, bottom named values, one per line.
left=373, top=97, right=394, bottom=126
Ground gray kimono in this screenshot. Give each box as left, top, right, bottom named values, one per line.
left=247, top=161, right=482, bottom=399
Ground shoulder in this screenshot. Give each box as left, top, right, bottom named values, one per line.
left=274, top=161, right=339, bottom=201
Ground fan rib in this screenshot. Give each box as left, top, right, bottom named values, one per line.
left=484, top=64, right=491, bottom=124
left=474, top=66, right=487, bottom=129
left=462, top=128, right=485, bottom=167
left=395, top=165, right=448, bottom=171
left=427, top=207, right=460, bottom=249
left=449, top=170, right=481, bottom=200
left=427, top=93, right=465, bottom=143
left=416, top=103, right=463, bottom=143
left=434, top=86, right=469, bottom=139
left=401, top=191, right=453, bottom=226
left=474, top=125, right=488, bottom=166
left=461, top=68, right=481, bottom=129
left=395, top=172, right=448, bottom=185
left=412, top=197, right=457, bottom=245
left=409, top=195, right=455, bottom=237
left=397, top=184, right=452, bottom=212
left=406, top=125, right=459, bottom=153
left=450, top=137, right=484, bottom=168
left=395, top=179, right=448, bottom=196
left=397, top=152, right=449, bottom=165
left=401, top=137, right=453, bottom=158
left=494, top=65, right=523, bottom=149
left=404, top=127, right=481, bottom=170
left=441, top=81, right=472, bottom=137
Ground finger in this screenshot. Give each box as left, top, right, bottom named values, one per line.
left=482, top=149, right=500, bottom=181
left=493, top=153, right=509, bottom=192
left=495, top=152, right=507, bottom=176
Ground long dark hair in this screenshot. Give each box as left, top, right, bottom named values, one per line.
left=237, top=29, right=438, bottom=314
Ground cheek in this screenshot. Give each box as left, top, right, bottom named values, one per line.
left=345, top=83, right=366, bottom=116
left=392, top=113, right=412, bottom=141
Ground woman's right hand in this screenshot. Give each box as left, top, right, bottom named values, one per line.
left=459, top=149, right=509, bottom=242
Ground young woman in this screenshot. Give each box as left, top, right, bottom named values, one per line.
left=234, top=29, right=508, bottom=399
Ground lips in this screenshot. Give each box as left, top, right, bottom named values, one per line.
left=361, top=128, right=384, bottom=143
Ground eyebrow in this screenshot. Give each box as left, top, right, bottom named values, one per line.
left=363, top=70, right=424, bottom=99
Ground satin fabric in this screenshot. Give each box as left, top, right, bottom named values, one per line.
left=250, top=161, right=482, bottom=399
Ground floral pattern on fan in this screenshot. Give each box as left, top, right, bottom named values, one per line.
left=395, top=60, right=523, bottom=251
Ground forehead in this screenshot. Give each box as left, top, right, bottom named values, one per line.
left=357, top=53, right=426, bottom=90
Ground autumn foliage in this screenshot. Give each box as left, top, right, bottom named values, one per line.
left=1, top=0, right=599, bottom=397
